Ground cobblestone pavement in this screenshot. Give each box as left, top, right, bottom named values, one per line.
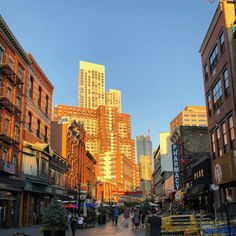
left=0, top=219, right=147, bottom=236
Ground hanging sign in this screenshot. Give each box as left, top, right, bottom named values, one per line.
left=172, top=144, right=181, bottom=190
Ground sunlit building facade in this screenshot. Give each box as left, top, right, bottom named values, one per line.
left=170, top=105, right=208, bottom=133
left=106, top=89, right=122, bottom=113
left=78, top=61, right=105, bottom=109
left=200, top=1, right=236, bottom=211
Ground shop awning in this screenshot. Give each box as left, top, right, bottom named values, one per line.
left=186, top=184, right=209, bottom=198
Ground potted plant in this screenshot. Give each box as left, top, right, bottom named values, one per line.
left=39, top=198, right=68, bottom=236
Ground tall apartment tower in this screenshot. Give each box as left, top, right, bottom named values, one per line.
left=106, top=89, right=122, bottom=113
left=170, top=105, right=208, bottom=133
left=200, top=1, right=236, bottom=204
left=78, top=61, right=105, bottom=109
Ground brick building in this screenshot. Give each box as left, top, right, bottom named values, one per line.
left=199, top=0, right=236, bottom=209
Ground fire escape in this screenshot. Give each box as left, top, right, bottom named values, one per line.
left=0, top=53, right=23, bottom=175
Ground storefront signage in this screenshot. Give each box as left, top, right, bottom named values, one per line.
left=192, top=156, right=211, bottom=185
left=172, top=144, right=181, bottom=190
left=213, top=151, right=236, bottom=185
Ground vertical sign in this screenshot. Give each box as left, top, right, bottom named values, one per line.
left=172, top=144, right=181, bottom=190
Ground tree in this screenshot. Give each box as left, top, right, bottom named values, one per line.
left=41, top=198, right=68, bottom=232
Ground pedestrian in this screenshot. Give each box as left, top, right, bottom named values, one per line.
left=133, top=208, right=140, bottom=231
left=113, top=207, right=119, bottom=226
left=78, top=214, right=84, bottom=229
left=123, top=207, right=130, bottom=227
left=70, top=213, right=78, bottom=236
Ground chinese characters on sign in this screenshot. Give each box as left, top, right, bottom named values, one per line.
left=172, top=144, right=181, bottom=190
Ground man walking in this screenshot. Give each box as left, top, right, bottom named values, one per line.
left=114, top=207, right=119, bottom=226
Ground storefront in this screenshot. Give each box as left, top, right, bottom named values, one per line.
left=185, top=155, right=213, bottom=214
left=0, top=178, right=24, bottom=228
left=212, top=150, right=236, bottom=218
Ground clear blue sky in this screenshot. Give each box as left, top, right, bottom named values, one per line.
left=1, top=0, right=217, bottom=149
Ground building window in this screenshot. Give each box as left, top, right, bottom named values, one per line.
left=28, top=112, right=32, bottom=131
left=209, top=45, right=218, bottom=72
left=213, top=79, right=222, bottom=110
left=16, top=96, right=21, bottom=109
left=6, top=87, right=12, bottom=102
left=223, top=68, right=229, bottom=97
left=29, top=76, right=33, bottom=99
left=207, top=94, right=212, bottom=116
left=222, top=122, right=227, bottom=153
left=37, top=120, right=40, bottom=138
left=219, top=32, right=225, bottom=53
left=211, top=133, right=216, bottom=159
left=45, top=95, right=49, bottom=115
left=14, top=124, right=20, bottom=143
left=12, top=152, right=18, bottom=165
left=44, top=126, right=48, bottom=143
left=216, top=128, right=222, bottom=157
left=38, top=86, right=42, bottom=107
left=3, top=118, right=10, bottom=136
left=228, top=116, right=235, bottom=146
left=18, top=64, right=24, bottom=80
left=0, top=47, right=3, bottom=63
left=205, top=64, right=209, bottom=81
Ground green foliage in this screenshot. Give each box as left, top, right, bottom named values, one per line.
left=98, top=203, right=107, bottom=216
left=124, top=201, right=139, bottom=208
left=41, top=198, right=68, bottom=232
left=140, top=200, right=151, bottom=214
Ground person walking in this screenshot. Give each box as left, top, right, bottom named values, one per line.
left=123, top=207, right=130, bottom=227
left=114, top=207, right=119, bottom=226
left=70, top=213, right=78, bottom=236
left=133, top=208, right=140, bottom=231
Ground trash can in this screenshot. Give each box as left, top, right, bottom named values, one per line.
left=148, top=216, right=162, bottom=236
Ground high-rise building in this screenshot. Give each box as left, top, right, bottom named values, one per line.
left=200, top=1, right=236, bottom=206
left=78, top=61, right=105, bottom=109
left=106, top=89, right=122, bottom=113
left=136, top=135, right=152, bottom=164
left=170, top=105, right=208, bottom=133
left=53, top=104, right=136, bottom=190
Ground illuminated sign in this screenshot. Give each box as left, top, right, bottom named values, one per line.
left=172, top=144, right=181, bottom=190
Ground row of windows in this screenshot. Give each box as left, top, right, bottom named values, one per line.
left=204, top=31, right=225, bottom=81
left=211, top=116, right=235, bottom=159
left=207, top=68, right=229, bottom=115
left=29, top=77, right=49, bottom=115
left=28, top=112, right=48, bottom=143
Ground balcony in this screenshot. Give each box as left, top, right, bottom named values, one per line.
left=0, top=120, right=19, bottom=147
left=0, top=54, right=23, bottom=86
left=0, top=159, right=16, bottom=175
left=0, top=87, right=22, bottom=116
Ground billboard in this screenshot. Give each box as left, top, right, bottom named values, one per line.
left=172, top=144, right=181, bottom=190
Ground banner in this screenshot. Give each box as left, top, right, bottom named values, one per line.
left=172, top=144, right=181, bottom=190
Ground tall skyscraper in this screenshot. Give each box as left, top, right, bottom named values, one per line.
left=136, top=135, right=152, bottom=164
left=170, top=105, right=208, bottom=134
left=78, top=60, right=105, bottom=109
left=106, top=89, right=122, bottom=113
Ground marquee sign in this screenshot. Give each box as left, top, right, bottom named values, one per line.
left=172, top=144, right=181, bottom=190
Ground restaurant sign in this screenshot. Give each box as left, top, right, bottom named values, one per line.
left=172, top=144, right=181, bottom=190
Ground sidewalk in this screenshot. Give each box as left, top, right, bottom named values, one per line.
left=0, top=219, right=147, bottom=236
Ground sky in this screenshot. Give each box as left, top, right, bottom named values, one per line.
left=1, top=0, right=218, bottom=149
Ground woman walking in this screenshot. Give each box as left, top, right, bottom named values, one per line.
left=70, top=213, right=78, bottom=236
left=133, top=208, right=140, bottom=232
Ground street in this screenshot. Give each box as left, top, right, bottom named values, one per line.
left=0, top=219, right=147, bottom=236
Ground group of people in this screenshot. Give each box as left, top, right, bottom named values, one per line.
left=109, top=206, right=147, bottom=231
